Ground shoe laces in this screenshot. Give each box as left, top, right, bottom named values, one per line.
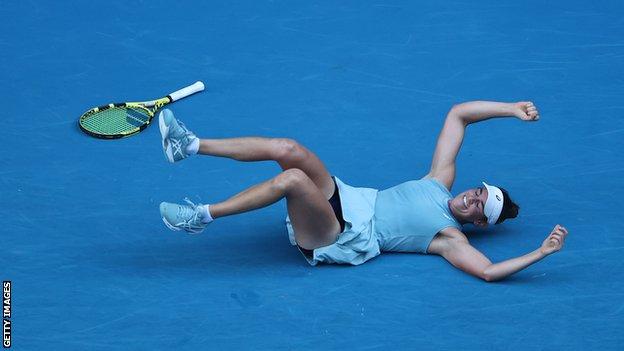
left=170, top=120, right=196, bottom=158
left=174, top=198, right=205, bottom=233
left=175, top=120, right=195, bottom=139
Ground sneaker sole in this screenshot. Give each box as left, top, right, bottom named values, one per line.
left=158, top=112, right=175, bottom=163
left=161, top=216, right=182, bottom=231
left=161, top=216, right=205, bottom=234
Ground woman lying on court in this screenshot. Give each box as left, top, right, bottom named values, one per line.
left=158, top=100, right=568, bottom=281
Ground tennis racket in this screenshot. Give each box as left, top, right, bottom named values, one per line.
left=78, top=81, right=205, bottom=139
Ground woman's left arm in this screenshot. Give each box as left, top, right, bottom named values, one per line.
left=428, top=225, right=568, bottom=282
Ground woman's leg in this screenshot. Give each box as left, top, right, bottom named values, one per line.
left=199, top=137, right=336, bottom=199
left=209, top=168, right=341, bottom=250
left=160, top=112, right=341, bottom=247
left=160, top=111, right=333, bottom=197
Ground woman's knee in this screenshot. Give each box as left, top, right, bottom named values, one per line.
left=271, top=168, right=309, bottom=193
left=271, top=138, right=308, bottom=164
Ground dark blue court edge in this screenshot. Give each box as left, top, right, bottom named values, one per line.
left=4, top=1, right=624, bottom=349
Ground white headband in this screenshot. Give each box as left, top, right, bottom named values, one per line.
left=482, top=182, right=504, bottom=225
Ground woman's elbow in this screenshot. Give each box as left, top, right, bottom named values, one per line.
left=480, top=269, right=500, bottom=282
left=447, top=105, right=468, bottom=125
left=482, top=274, right=496, bottom=282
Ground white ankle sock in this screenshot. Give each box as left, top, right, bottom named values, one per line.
left=200, top=204, right=214, bottom=223
left=186, top=138, right=200, bottom=155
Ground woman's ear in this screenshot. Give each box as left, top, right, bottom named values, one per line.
left=474, top=218, right=488, bottom=227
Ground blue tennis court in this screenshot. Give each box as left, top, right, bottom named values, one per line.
left=2, top=1, right=623, bottom=349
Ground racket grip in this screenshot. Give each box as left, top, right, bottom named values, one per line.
left=169, top=81, right=205, bottom=102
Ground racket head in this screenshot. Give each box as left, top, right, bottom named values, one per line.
left=78, top=103, right=157, bottom=139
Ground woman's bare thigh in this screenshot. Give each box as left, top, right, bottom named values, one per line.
left=283, top=169, right=341, bottom=250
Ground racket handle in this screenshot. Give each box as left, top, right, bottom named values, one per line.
left=168, top=81, right=205, bottom=102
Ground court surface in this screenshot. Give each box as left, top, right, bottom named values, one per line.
left=2, top=1, right=623, bottom=350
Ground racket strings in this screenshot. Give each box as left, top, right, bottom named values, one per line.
left=81, top=106, right=152, bottom=135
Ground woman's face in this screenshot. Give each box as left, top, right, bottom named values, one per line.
left=448, top=186, right=489, bottom=226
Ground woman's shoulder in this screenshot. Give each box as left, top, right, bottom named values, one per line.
left=419, top=176, right=452, bottom=195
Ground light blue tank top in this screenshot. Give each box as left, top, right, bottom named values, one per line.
left=372, top=177, right=462, bottom=253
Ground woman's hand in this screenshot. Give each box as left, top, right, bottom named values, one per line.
left=512, top=101, right=540, bottom=121
left=540, top=224, right=569, bottom=256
